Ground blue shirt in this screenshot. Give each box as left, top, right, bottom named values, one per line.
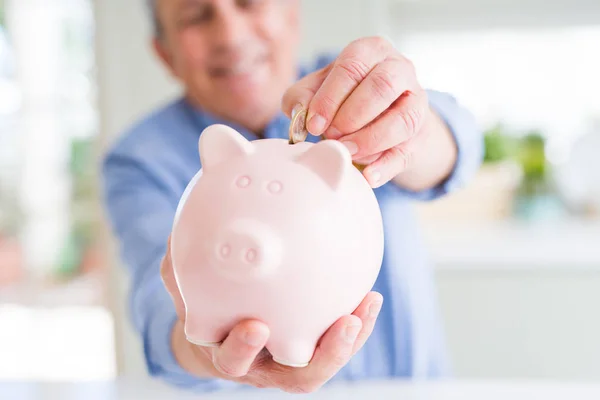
left=101, top=54, right=483, bottom=392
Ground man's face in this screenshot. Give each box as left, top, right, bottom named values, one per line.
left=154, top=0, right=301, bottom=131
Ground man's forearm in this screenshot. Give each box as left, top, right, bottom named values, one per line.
left=392, top=107, right=458, bottom=192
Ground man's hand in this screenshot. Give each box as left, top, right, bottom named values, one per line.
left=160, top=236, right=383, bottom=393
left=282, top=36, right=457, bottom=191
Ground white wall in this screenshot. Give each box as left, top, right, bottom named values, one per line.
left=93, top=0, right=178, bottom=149
left=437, top=269, right=600, bottom=381
left=389, top=0, right=600, bottom=33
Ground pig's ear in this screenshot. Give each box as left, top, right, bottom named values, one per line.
left=199, top=124, right=254, bottom=169
left=295, top=140, right=351, bottom=189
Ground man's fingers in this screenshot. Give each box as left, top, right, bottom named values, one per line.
left=354, top=153, right=382, bottom=168
left=160, top=235, right=186, bottom=321
left=363, top=129, right=429, bottom=188
left=298, top=315, right=362, bottom=390
left=281, top=62, right=332, bottom=121
left=338, top=91, right=428, bottom=160
left=212, top=320, right=270, bottom=378
left=350, top=292, right=383, bottom=355
left=306, top=39, right=391, bottom=136
left=327, top=57, right=415, bottom=140
left=264, top=315, right=361, bottom=394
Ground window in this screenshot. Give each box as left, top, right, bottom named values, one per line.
left=388, top=7, right=600, bottom=221
left=0, top=0, right=115, bottom=381
left=396, top=26, right=600, bottom=144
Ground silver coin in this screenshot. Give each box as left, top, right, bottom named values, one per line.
left=289, top=107, right=308, bottom=144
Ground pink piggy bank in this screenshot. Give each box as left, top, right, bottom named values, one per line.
left=170, top=124, right=384, bottom=367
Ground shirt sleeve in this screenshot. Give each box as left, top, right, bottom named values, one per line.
left=379, top=89, right=484, bottom=201
left=101, top=151, right=241, bottom=393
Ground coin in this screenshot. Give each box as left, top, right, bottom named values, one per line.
left=353, top=162, right=366, bottom=172
left=289, top=106, right=309, bottom=144
left=288, top=106, right=366, bottom=174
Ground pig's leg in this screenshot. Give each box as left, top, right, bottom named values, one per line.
left=184, top=317, right=227, bottom=348
left=267, top=339, right=316, bottom=368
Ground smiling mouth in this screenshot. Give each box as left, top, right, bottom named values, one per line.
left=209, top=55, right=268, bottom=78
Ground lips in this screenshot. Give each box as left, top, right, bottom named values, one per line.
left=208, top=54, right=268, bottom=78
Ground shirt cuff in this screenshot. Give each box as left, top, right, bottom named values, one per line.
left=380, top=89, right=483, bottom=201
left=142, top=282, right=241, bottom=393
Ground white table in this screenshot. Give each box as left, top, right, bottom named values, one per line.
left=3, top=379, right=600, bottom=400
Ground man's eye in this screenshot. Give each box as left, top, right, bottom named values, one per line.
left=183, top=13, right=209, bottom=25
left=180, top=7, right=213, bottom=27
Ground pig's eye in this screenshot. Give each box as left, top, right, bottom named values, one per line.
left=236, top=176, right=251, bottom=188
left=266, top=180, right=283, bottom=194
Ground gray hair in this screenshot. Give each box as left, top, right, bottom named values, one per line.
left=146, top=0, right=162, bottom=38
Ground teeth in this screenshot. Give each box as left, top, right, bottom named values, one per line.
left=231, top=64, right=250, bottom=74
left=230, top=61, right=254, bottom=75
left=214, top=59, right=259, bottom=76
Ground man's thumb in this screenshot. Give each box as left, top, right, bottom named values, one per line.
left=160, top=235, right=187, bottom=321
left=281, top=61, right=332, bottom=120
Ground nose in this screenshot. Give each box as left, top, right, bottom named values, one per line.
left=211, top=5, right=249, bottom=49
left=213, top=220, right=282, bottom=277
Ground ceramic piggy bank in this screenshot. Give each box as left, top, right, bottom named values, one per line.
left=170, top=124, right=384, bottom=367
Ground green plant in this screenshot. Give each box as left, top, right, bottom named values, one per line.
left=482, top=122, right=552, bottom=199
left=0, top=0, right=5, bottom=27
left=483, top=124, right=518, bottom=164
left=518, top=131, right=546, bottom=179
left=54, top=137, right=98, bottom=278
left=516, top=130, right=549, bottom=196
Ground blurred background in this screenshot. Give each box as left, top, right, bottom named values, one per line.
left=1, top=0, right=599, bottom=384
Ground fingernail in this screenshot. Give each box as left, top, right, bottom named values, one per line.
left=243, top=329, right=265, bottom=347
left=341, top=140, right=358, bottom=156
left=308, top=114, right=327, bottom=134
left=369, top=301, right=382, bottom=318
left=327, top=126, right=342, bottom=139
left=344, top=323, right=361, bottom=343
left=368, top=170, right=381, bottom=186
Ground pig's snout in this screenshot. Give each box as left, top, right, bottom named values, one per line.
left=217, top=233, right=262, bottom=265
left=212, top=219, right=282, bottom=277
